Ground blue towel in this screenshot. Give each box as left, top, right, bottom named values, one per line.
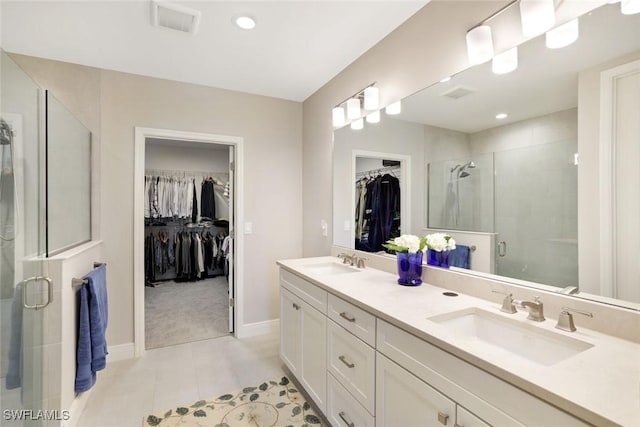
left=448, top=245, right=471, bottom=269
left=75, top=264, right=108, bottom=392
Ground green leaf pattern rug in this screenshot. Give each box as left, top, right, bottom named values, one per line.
left=143, top=377, right=327, bottom=427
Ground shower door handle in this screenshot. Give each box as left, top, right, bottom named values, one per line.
left=21, top=276, right=53, bottom=310
left=498, top=241, right=507, bottom=257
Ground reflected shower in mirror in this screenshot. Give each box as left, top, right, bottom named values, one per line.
left=332, top=3, right=640, bottom=308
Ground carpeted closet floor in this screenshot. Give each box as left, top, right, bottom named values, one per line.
left=145, top=277, right=230, bottom=349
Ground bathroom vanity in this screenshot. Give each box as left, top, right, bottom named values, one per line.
left=277, top=257, right=639, bottom=427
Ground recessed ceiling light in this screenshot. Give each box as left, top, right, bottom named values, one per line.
left=440, top=76, right=452, bottom=83
left=496, top=113, right=508, bottom=119
left=234, top=15, right=256, bottom=30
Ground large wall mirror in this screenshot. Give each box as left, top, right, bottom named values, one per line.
left=333, top=2, right=640, bottom=310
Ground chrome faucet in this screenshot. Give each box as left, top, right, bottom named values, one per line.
left=337, top=253, right=366, bottom=268
left=517, top=296, right=546, bottom=322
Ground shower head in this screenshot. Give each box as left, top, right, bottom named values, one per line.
left=466, top=161, right=476, bottom=169
left=459, top=171, right=471, bottom=178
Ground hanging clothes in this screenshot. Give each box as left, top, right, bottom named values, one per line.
left=355, top=172, right=401, bottom=252
left=201, top=178, right=216, bottom=220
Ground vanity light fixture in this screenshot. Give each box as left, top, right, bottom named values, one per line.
left=365, top=110, right=381, bottom=124
left=331, top=83, right=377, bottom=128
left=347, top=98, right=361, bottom=120
left=234, top=15, right=256, bottom=30
left=385, top=100, right=402, bottom=115
left=364, top=86, right=379, bottom=111
left=496, top=113, right=508, bottom=119
left=492, top=46, right=518, bottom=74
left=519, top=0, right=556, bottom=37
left=332, top=106, right=346, bottom=127
left=545, top=18, right=579, bottom=49
left=466, top=25, right=494, bottom=65
left=350, top=118, right=364, bottom=130
left=621, top=0, right=640, bottom=14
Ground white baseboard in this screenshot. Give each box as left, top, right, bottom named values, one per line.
left=107, top=342, right=135, bottom=362
left=65, top=389, right=92, bottom=427
left=237, top=319, right=280, bottom=339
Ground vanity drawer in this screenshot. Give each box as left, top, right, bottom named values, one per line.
left=327, top=373, right=375, bottom=427
left=328, top=294, right=376, bottom=347
left=327, top=320, right=376, bottom=414
left=377, top=320, right=587, bottom=427
left=280, top=269, right=327, bottom=314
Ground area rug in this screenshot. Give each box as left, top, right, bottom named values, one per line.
left=143, top=377, right=327, bottom=427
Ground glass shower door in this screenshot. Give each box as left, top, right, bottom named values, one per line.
left=494, top=141, right=578, bottom=289
left=1, top=52, right=50, bottom=426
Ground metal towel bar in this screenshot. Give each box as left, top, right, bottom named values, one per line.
left=71, top=262, right=106, bottom=289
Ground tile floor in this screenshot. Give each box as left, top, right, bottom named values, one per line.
left=78, top=332, right=284, bottom=427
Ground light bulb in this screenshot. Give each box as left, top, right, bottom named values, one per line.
left=366, top=110, right=381, bottom=124
left=545, top=18, right=579, bottom=49
left=621, top=0, right=640, bottom=14
left=364, top=87, right=379, bottom=111
left=385, top=101, right=402, bottom=115
left=492, top=47, right=518, bottom=74
left=520, top=0, right=556, bottom=37
left=347, top=98, right=361, bottom=120
left=332, top=106, right=345, bottom=127
left=350, top=118, right=364, bottom=130
left=466, top=25, right=494, bottom=65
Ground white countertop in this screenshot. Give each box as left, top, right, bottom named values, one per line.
left=277, top=256, right=640, bottom=427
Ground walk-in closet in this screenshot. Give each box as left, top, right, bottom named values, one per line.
left=144, top=138, right=234, bottom=349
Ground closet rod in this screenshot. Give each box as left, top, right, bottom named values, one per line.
left=355, top=165, right=402, bottom=178
left=145, top=169, right=229, bottom=178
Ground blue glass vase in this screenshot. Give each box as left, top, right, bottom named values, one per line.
left=396, top=251, right=423, bottom=286
left=426, top=249, right=439, bottom=266
left=439, top=250, right=451, bottom=269
left=426, top=249, right=451, bottom=268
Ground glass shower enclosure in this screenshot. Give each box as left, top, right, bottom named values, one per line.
left=428, top=140, right=578, bottom=289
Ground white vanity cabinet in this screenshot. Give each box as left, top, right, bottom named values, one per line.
left=279, top=270, right=328, bottom=412
left=279, top=264, right=593, bottom=427
left=377, top=320, right=589, bottom=427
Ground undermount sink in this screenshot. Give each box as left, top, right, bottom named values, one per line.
left=429, top=307, right=594, bottom=366
left=302, top=262, right=360, bottom=276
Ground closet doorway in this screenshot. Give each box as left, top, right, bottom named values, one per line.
left=134, top=128, right=243, bottom=355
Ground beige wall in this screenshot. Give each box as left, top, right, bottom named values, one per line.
left=11, top=54, right=303, bottom=346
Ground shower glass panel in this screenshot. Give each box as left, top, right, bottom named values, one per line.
left=1, top=51, right=48, bottom=426
left=494, top=140, right=578, bottom=288
left=427, top=153, right=494, bottom=232
left=46, top=92, right=91, bottom=255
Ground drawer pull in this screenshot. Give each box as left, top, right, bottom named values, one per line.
left=292, top=303, right=300, bottom=310
left=340, top=312, right=356, bottom=322
left=338, top=355, right=355, bottom=368
left=438, top=412, right=449, bottom=425
left=338, top=411, right=355, bottom=427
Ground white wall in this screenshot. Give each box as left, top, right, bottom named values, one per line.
left=11, top=55, right=303, bottom=348
left=333, top=116, right=424, bottom=248
left=145, top=143, right=229, bottom=174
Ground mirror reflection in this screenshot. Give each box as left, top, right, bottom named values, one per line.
left=333, top=3, right=640, bottom=308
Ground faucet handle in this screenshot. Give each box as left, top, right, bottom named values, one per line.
left=555, top=307, right=594, bottom=332
left=492, top=290, right=517, bottom=314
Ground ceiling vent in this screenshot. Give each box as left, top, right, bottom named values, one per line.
left=440, top=86, right=477, bottom=100
left=151, top=1, right=201, bottom=35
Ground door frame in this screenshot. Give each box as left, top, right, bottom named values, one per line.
left=133, top=127, right=244, bottom=357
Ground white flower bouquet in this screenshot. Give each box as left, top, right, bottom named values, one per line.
left=383, top=234, right=427, bottom=254
left=425, top=233, right=456, bottom=252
